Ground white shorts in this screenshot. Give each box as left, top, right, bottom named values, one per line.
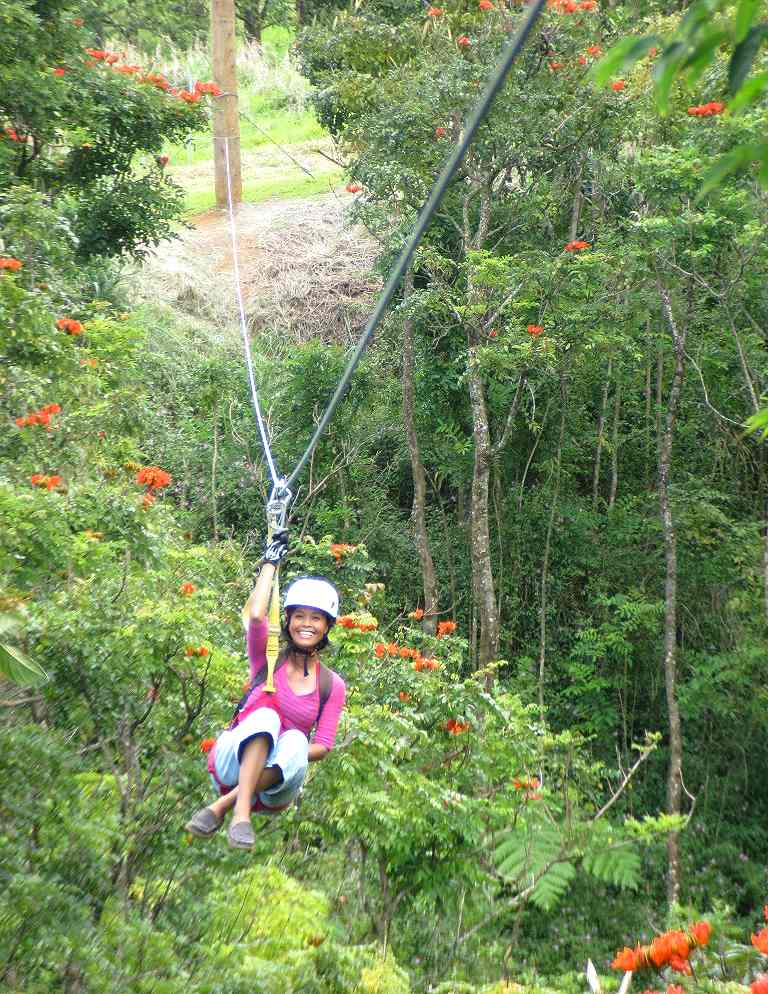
left=212, top=707, right=309, bottom=813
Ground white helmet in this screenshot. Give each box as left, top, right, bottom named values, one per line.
left=283, top=577, right=339, bottom=622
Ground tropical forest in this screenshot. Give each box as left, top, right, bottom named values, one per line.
left=2, top=0, right=768, bottom=991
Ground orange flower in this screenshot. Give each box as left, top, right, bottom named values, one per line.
left=564, top=240, right=590, bottom=251
left=457, top=35, right=471, bottom=46
left=30, top=474, right=63, bottom=491
left=330, top=542, right=355, bottom=560
left=424, top=658, right=440, bottom=670
left=135, top=466, right=172, bottom=490
left=53, top=67, right=66, bottom=76
left=142, top=492, right=156, bottom=508
left=667, top=986, right=684, bottom=994
left=549, top=61, right=564, bottom=70
left=413, top=658, right=425, bottom=672
left=611, top=947, right=639, bottom=972
left=56, top=317, right=84, bottom=335
left=338, top=615, right=357, bottom=629
left=586, top=45, right=602, bottom=55
left=753, top=977, right=768, bottom=994
left=479, top=0, right=494, bottom=8
left=688, top=921, right=711, bottom=947
left=0, top=257, right=23, bottom=271
left=408, top=608, right=425, bottom=620
left=387, top=642, right=398, bottom=655
left=199, top=737, right=216, bottom=753
left=578, top=54, right=587, bottom=65
left=753, top=928, right=768, bottom=955
left=426, top=5, right=444, bottom=13
left=527, top=324, right=544, bottom=336
left=345, top=183, right=361, bottom=194
left=446, top=718, right=470, bottom=735
left=687, top=101, right=725, bottom=117
left=80, top=357, right=98, bottom=368
left=374, top=643, right=386, bottom=658
left=399, top=691, right=411, bottom=702
left=611, top=80, right=626, bottom=91
left=180, top=582, right=196, bottom=596
left=436, top=620, right=457, bottom=637
left=668, top=956, right=691, bottom=975
left=435, top=126, right=447, bottom=137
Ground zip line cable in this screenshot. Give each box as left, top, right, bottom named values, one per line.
left=221, top=134, right=281, bottom=489
left=219, top=0, right=546, bottom=502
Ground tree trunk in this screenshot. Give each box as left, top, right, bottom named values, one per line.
left=402, top=271, right=439, bottom=633
left=658, top=283, right=687, bottom=908
left=467, top=354, right=499, bottom=675
left=237, top=1, right=264, bottom=42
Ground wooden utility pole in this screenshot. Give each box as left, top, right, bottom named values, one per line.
left=211, top=0, right=242, bottom=209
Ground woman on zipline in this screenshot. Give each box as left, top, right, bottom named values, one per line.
left=185, top=530, right=346, bottom=850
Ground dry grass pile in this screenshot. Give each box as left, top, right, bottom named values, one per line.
left=140, top=192, right=381, bottom=345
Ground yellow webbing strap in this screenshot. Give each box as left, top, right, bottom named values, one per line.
left=264, top=566, right=280, bottom=692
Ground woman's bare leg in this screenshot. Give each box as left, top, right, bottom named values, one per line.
left=232, top=736, right=280, bottom=824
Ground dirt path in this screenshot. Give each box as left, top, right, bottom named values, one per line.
left=143, top=184, right=381, bottom=344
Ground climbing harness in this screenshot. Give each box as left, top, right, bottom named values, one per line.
left=215, top=0, right=546, bottom=687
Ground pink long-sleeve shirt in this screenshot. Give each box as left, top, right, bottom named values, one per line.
left=245, top=617, right=345, bottom=751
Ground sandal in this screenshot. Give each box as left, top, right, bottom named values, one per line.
left=227, top=819, right=255, bottom=850
left=185, top=807, right=223, bottom=838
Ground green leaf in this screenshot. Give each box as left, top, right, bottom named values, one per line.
left=652, top=42, right=687, bottom=114
left=0, top=642, right=49, bottom=687
left=583, top=844, right=641, bottom=889
left=729, top=22, right=768, bottom=94
left=682, top=28, right=729, bottom=88
left=728, top=69, right=768, bottom=111
left=735, top=0, right=762, bottom=42
left=590, top=36, right=661, bottom=87
left=698, top=142, right=765, bottom=197
left=530, top=861, right=576, bottom=910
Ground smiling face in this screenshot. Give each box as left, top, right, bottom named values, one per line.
left=287, top=606, right=330, bottom=652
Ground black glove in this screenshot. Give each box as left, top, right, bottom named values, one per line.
left=262, top=528, right=289, bottom=565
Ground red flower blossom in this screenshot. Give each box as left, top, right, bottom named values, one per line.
left=345, top=183, right=362, bottom=193
left=578, top=1, right=597, bottom=9
left=374, top=643, right=386, bottom=658
left=194, top=81, right=222, bottom=96
left=399, top=691, right=411, bottom=702
left=180, top=582, right=196, bottom=596
left=436, top=620, right=457, bottom=637
left=669, top=956, right=691, bottom=975
left=527, top=324, right=544, bottom=336
left=586, top=45, right=602, bottom=55
left=753, top=928, right=768, bottom=955
left=56, top=317, right=84, bottom=335
left=611, top=947, right=639, bottom=971
left=754, top=978, right=768, bottom=994
left=435, top=126, right=447, bottom=137
left=178, top=89, right=201, bottom=103
left=689, top=921, right=711, bottom=947
left=330, top=542, right=355, bottom=560
left=445, top=718, right=470, bottom=735
left=488, top=329, right=498, bottom=338
left=199, top=737, right=216, bottom=753
left=73, top=17, right=84, bottom=25
left=0, top=257, right=23, bottom=271
left=479, top=0, right=494, bottom=8
left=80, top=357, right=98, bottom=368
left=426, top=5, right=444, bottom=14
left=687, top=101, right=725, bottom=117
left=135, top=466, right=172, bottom=490
left=409, top=608, right=425, bottom=620
left=457, top=35, right=471, bottom=46
left=611, top=80, right=626, bottom=91
left=578, top=54, right=587, bottom=65
left=53, top=67, right=66, bottom=76
left=30, top=473, right=63, bottom=491
left=549, top=61, right=564, bottom=70
left=667, top=986, right=684, bottom=994
left=564, top=240, right=590, bottom=251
